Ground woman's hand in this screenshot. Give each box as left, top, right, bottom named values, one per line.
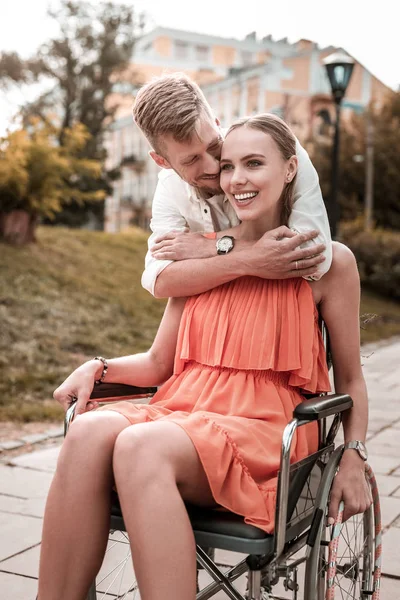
left=328, top=449, right=372, bottom=524
left=53, top=361, right=101, bottom=417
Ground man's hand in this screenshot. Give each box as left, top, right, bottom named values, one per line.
left=151, top=230, right=216, bottom=261
left=239, top=226, right=326, bottom=279
left=328, top=450, right=372, bottom=524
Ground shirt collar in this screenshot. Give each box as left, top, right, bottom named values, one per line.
left=186, top=182, right=229, bottom=204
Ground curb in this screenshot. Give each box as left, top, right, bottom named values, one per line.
left=0, top=427, right=64, bottom=455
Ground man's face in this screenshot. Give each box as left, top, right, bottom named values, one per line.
left=152, top=118, right=224, bottom=195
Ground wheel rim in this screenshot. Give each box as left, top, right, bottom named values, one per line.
left=304, top=448, right=375, bottom=600
left=315, top=506, right=374, bottom=600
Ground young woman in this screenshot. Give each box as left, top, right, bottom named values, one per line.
left=37, top=114, right=371, bottom=600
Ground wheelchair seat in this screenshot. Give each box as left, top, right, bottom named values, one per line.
left=110, top=489, right=274, bottom=556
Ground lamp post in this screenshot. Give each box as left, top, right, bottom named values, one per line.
left=323, top=50, right=355, bottom=238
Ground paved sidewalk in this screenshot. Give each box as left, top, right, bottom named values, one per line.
left=1, top=338, right=400, bottom=598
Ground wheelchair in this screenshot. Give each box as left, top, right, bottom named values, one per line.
left=64, top=346, right=382, bottom=599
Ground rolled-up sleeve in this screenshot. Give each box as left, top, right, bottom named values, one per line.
left=141, top=173, right=189, bottom=296
left=289, top=140, right=333, bottom=280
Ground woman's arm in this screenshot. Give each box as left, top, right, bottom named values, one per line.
left=53, top=297, right=187, bottom=416
left=316, top=242, right=372, bottom=522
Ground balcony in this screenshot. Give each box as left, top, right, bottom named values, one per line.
left=120, top=154, right=146, bottom=173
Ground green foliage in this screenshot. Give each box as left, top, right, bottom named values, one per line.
left=310, top=91, right=400, bottom=230
left=0, top=120, right=105, bottom=219
left=341, top=221, right=400, bottom=300
left=1, top=226, right=399, bottom=422
left=0, top=226, right=166, bottom=422
left=0, top=0, right=142, bottom=228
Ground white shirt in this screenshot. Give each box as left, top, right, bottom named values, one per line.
left=142, top=139, right=332, bottom=295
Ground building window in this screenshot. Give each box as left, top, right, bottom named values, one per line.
left=196, top=45, right=209, bottom=62
left=175, top=41, right=189, bottom=59
left=241, top=51, right=253, bottom=66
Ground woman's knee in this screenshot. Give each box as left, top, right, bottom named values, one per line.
left=58, top=411, right=128, bottom=471
left=113, top=424, right=175, bottom=486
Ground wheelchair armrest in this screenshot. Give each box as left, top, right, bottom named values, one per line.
left=293, top=393, right=353, bottom=421
left=89, top=382, right=157, bottom=401
left=65, top=383, right=157, bottom=436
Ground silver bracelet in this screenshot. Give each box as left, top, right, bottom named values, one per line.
left=93, top=356, right=108, bottom=385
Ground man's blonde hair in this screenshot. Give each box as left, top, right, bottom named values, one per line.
left=132, top=72, right=215, bottom=156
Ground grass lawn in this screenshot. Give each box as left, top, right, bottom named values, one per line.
left=1, top=226, right=399, bottom=422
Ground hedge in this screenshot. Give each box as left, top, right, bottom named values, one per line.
left=340, top=223, right=400, bottom=300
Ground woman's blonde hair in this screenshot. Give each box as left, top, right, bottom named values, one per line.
left=132, top=73, right=215, bottom=156
left=226, top=114, right=297, bottom=225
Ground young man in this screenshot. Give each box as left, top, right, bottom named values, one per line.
left=133, top=73, right=332, bottom=299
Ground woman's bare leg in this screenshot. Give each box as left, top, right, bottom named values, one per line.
left=38, top=410, right=130, bottom=600
left=113, top=421, right=215, bottom=600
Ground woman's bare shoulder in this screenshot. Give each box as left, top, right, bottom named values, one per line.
left=330, top=241, right=357, bottom=272
left=312, top=242, right=359, bottom=302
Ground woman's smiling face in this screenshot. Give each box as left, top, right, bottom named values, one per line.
left=219, top=125, right=296, bottom=224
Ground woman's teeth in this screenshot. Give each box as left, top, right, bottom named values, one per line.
left=234, top=192, right=258, bottom=203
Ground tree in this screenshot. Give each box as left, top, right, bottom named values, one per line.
left=0, top=0, right=143, bottom=228
left=310, top=91, right=400, bottom=230
left=0, top=119, right=105, bottom=245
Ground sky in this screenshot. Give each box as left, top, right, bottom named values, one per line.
left=0, top=0, right=399, bottom=134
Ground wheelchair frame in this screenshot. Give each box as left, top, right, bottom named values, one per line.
left=64, top=381, right=381, bottom=600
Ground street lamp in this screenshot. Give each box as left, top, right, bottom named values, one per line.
left=323, top=50, right=355, bottom=238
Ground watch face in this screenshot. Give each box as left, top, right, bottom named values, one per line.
left=218, top=237, right=233, bottom=253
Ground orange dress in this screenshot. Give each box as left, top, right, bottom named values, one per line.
left=102, top=276, right=331, bottom=533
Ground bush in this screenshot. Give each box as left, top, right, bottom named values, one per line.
left=341, top=221, right=400, bottom=300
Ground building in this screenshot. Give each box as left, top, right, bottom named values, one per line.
left=104, top=27, right=391, bottom=232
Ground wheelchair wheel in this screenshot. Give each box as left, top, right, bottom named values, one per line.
left=304, top=450, right=378, bottom=600
left=87, top=533, right=216, bottom=599
left=88, top=530, right=139, bottom=599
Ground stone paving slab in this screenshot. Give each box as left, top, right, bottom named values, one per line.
left=382, top=527, right=400, bottom=577
left=374, top=473, right=400, bottom=496
left=366, top=452, right=400, bottom=476
left=0, top=544, right=40, bottom=579
left=20, top=433, right=50, bottom=445
left=0, top=513, right=42, bottom=562
left=0, top=440, right=25, bottom=451
left=367, top=439, right=400, bottom=457
left=0, top=465, right=53, bottom=499
left=43, top=427, right=64, bottom=439
left=379, top=496, right=400, bottom=530
left=390, top=465, right=400, bottom=477
left=0, top=494, right=46, bottom=519
left=380, top=576, right=400, bottom=597
left=0, top=571, right=38, bottom=599
left=6, top=446, right=60, bottom=473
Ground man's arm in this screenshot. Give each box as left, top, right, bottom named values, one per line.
left=141, top=172, right=190, bottom=295
left=143, top=166, right=327, bottom=299
left=153, top=228, right=326, bottom=298
left=289, top=140, right=333, bottom=280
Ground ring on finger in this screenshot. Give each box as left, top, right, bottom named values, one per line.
left=295, top=260, right=299, bottom=270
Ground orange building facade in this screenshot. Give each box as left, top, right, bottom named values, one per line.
left=104, top=27, right=391, bottom=232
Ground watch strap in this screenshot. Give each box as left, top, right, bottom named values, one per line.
left=343, top=440, right=368, bottom=460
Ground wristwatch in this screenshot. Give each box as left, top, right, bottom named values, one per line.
left=343, top=440, right=368, bottom=461
left=216, top=235, right=235, bottom=255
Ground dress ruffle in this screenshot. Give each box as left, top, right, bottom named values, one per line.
left=100, top=276, right=330, bottom=533
left=174, top=277, right=330, bottom=394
